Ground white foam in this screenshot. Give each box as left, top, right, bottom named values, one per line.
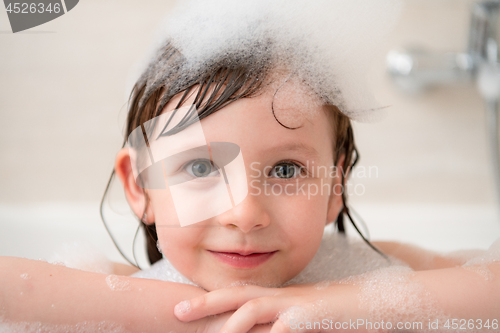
left=48, top=241, right=113, bottom=274
left=131, top=255, right=196, bottom=286
left=463, top=238, right=500, bottom=266
left=278, top=300, right=329, bottom=328
left=462, top=265, right=495, bottom=281
left=266, top=72, right=325, bottom=128
left=284, top=224, right=403, bottom=285
left=350, top=266, right=451, bottom=333
left=129, top=0, right=403, bottom=122
left=105, top=275, right=132, bottom=292
left=156, top=239, right=163, bottom=254
left=460, top=238, right=500, bottom=281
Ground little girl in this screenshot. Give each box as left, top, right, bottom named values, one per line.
left=1, top=0, right=500, bottom=332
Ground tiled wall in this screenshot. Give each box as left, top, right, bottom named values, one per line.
left=0, top=0, right=496, bottom=207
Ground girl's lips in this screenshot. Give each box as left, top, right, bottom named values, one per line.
left=208, top=250, right=277, bottom=268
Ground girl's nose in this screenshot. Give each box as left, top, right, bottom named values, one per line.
left=216, top=194, right=271, bottom=233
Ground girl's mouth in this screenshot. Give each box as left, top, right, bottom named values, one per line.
left=207, top=250, right=277, bottom=268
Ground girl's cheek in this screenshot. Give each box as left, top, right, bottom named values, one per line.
left=161, top=237, right=194, bottom=273
left=161, top=228, right=203, bottom=255
left=275, top=189, right=327, bottom=218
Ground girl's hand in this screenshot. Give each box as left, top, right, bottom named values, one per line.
left=201, top=311, right=273, bottom=333
left=174, top=283, right=364, bottom=333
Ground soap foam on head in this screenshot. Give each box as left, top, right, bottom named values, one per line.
left=266, top=70, right=326, bottom=128
left=129, top=0, right=403, bottom=122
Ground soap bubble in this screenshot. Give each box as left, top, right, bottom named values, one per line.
left=105, top=275, right=132, bottom=292
left=128, top=0, right=403, bottom=122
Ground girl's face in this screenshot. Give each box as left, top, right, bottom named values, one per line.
left=117, top=79, right=345, bottom=291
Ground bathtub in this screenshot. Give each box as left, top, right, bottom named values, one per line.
left=0, top=203, right=151, bottom=268
left=1, top=202, right=499, bottom=267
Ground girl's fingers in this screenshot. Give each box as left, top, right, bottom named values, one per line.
left=248, top=324, right=274, bottom=333
left=219, top=296, right=293, bottom=333
left=269, top=319, right=290, bottom=333
left=270, top=301, right=325, bottom=333
left=174, top=285, right=279, bottom=322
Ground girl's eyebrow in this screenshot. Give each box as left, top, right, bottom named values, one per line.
left=264, top=143, right=320, bottom=160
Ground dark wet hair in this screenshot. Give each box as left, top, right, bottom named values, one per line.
left=100, top=40, right=384, bottom=267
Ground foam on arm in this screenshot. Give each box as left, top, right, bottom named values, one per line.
left=0, top=256, right=222, bottom=332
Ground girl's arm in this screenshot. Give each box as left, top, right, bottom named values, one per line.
left=372, top=241, right=500, bottom=320
left=412, top=262, right=500, bottom=320
left=0, top=256, right=234, bottom=333
left=174, top=262, right=500, bottom=332
left=173, top=242, right=500, bottom=332
left=112, top=262, right=141, bottom=276
left=371, top=241, right=466, bottom=270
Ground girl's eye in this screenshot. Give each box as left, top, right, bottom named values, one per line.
left=185, top=159, right=219, bottom=178
left=270, top=162, right=301, bottom=179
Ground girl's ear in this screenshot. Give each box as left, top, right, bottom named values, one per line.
left=114, top=148, right=155, bottom=224
left=326, top=153, right=347, bottom=225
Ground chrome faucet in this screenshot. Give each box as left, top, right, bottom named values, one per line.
left=387, top=0, right=500, bottom=210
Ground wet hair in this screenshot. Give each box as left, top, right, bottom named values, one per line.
left=100, top=40, right=384, bottom=267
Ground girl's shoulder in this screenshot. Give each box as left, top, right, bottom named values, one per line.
left=114, top=262, right=140, bottom=276
left=371, top=241, right=470, bottom=271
